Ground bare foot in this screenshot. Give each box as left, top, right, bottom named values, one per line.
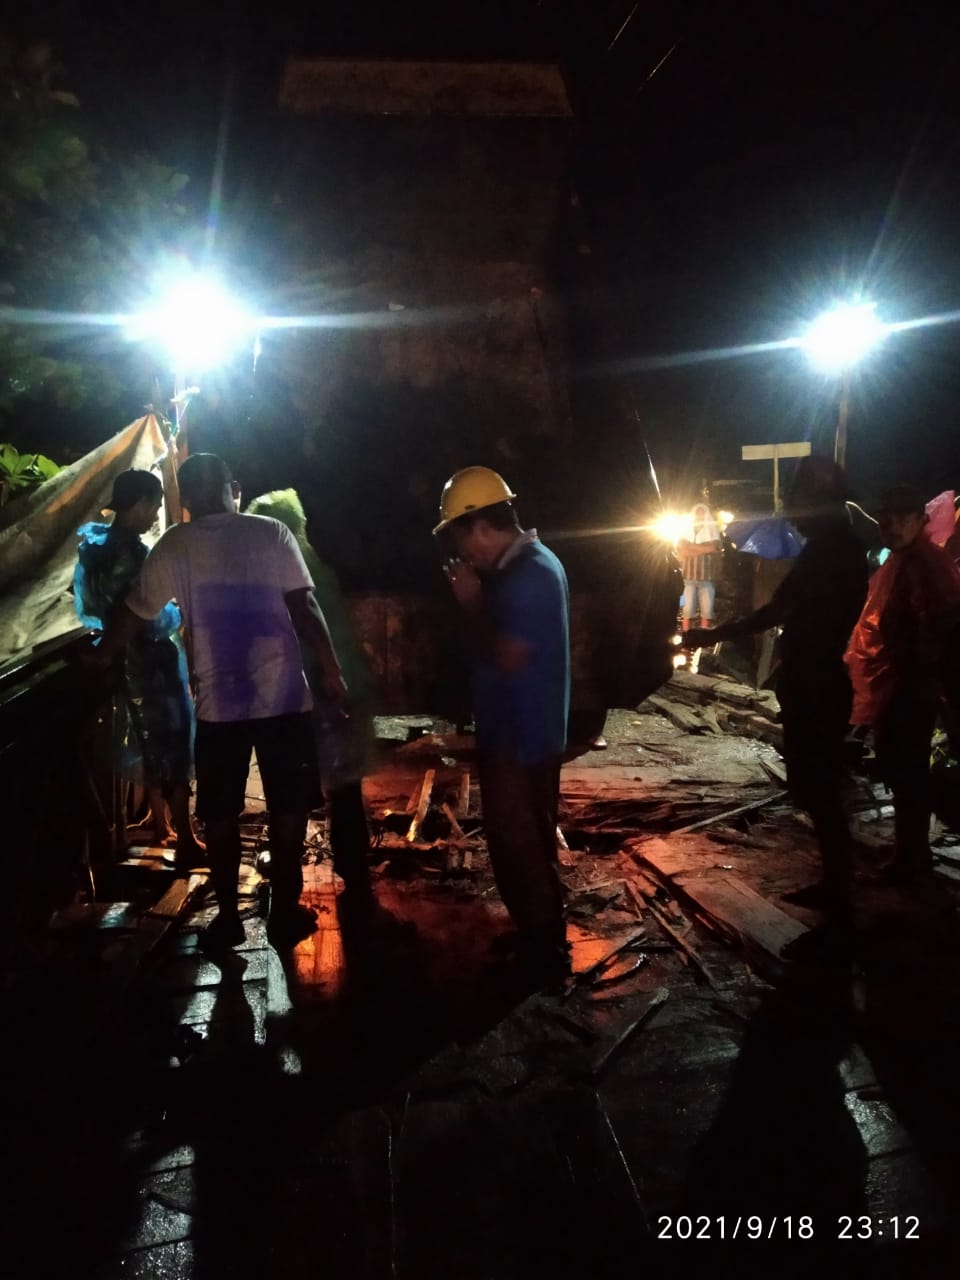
left=127, top=812, right=173, bottom=839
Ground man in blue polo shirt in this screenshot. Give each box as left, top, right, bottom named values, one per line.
left=434, top=466, right=570, bottom=983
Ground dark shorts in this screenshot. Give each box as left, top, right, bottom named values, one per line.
left=194, top=712, right=318, bottom=822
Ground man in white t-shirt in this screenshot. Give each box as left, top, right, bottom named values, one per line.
left=90, top=453, right=347, bottom=950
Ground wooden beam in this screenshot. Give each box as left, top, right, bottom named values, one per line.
left=672, top=790, right=787, bottom=834
left=592, top=988, right=669, bottom=1075
left=406, top=768, right=436, bottom=843
left=441, top=802, right=465, bottom=841
left=640, top=838, right=807, bottom=967
left=456, top=770, right=471, bottom=820
left=645, top=693, right=710, bottom=734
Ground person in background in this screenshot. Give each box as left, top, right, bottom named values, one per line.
left=86, top=454, right=347, bottom=951
left=685, top=458, right=868, bottom=915
left=245, top=489, right=377, bottom=910
left=75, top=469, right=204, bottom=868
left=679, top=502, right=721, bottom=632
left=434, top=466, right=571, bottom=985
left=845, top=485, right=960, bottom=883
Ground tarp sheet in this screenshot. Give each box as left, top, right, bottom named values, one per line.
left=926, top=490, right=956, bottom=547
left=0, top=415, right=171, bottom=666
left=725, top=516, right=805, bottom=560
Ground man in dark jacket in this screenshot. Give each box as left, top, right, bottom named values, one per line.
left=685, top=457, right=868, bottom=913
left=435, top=466, right=571, bottom=982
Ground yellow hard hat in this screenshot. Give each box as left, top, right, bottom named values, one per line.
left=433, top=466, right=517, bottom=535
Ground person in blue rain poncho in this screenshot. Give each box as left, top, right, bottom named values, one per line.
left=75, top=469, right=204, bottom=867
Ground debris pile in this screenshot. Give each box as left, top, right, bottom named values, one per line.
left=646, top=668, right=784, bottom=749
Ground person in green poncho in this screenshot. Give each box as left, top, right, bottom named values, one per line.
left=245, top=488, right=375, bottom=901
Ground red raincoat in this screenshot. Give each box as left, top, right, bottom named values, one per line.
left=845, top=530, right=960, bottom=725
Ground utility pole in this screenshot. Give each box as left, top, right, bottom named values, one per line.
left=834, top=371, right=852, bottom=470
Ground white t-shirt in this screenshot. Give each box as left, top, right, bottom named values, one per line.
left=126, top=512, right=314, bottom=723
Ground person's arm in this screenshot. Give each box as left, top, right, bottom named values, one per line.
left=81, top=602, right=147, bottom=670
left=285, top=588, right=348, bottom=702
left=445, top=561, right=535, bottom=672
left=682, top=585, right=786, bottom=648
left=82, top=539, right=176, bottom=669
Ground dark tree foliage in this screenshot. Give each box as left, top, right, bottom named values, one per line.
left=0, top=35, right=191, bottom=453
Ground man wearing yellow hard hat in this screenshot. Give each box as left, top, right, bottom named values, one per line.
left=434, top=466, right=571, bottom=984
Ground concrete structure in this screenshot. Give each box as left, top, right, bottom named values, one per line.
left=271, top=58, right=674, bottom=717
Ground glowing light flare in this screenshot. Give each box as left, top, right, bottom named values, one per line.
left=649, top=511, right=686, bottom=546
left=800, top=302, right=887, bottom=373
left=128, top=276, right=257, bottom=372
left=717, top=510, right=735, bottom=527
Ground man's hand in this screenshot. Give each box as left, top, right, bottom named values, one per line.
left=444, top=559, right=482, bottom=612
left=285, top=587, right=349, bottom=706
left=322, top=667, right=349, bottom=706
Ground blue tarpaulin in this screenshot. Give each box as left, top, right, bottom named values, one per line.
left=725, top=516, right=805, bottom=560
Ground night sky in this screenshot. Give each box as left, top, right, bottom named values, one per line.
left=14, top=1, right=960, bottom=507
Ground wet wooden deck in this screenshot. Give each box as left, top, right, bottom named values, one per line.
left=5, top=688, right=960, bottom=1277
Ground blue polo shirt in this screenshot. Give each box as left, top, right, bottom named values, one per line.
left=472, top=536, right=570, bottom=765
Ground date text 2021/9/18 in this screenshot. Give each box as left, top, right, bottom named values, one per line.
left=656, top=1215, right=921, bottom=1241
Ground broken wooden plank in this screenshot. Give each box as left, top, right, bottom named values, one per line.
left=592, top=987, right=669, bottom=1075
left=670, top=873, right=807, bottom=966
left=699, top=704, right=723, bottom=735
left=668, top=669, right=727, bottom=699
left=441, top=802, right=465, bottom=841
left=556, top=825, right=576, bottom=866
left=758, top=756, right=789, bottom=785
left=623, top=877, right=726, bottom=994
left=443, top=845, right=464, bottom=876
left=645, top=693, right=711, bottom=734
left=404, top=782, right=421, bottom=813
left=566, top=928, right=648, bottom=996
left=640, top=838, right=807, bottom=965
left=715, top=704, right=784, bottom=747
left=147, top=877, right=202, bottom=919
left=456, top=769, right=471, bottom=820
left=406, top=768, right=436, bottom=843
left=711, top=680, right=761, bottom=705
left=625, top=838, right=726, bottom=879
left=672, top=790, right=787, bottom=835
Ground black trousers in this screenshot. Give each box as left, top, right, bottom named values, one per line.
left=326, top=780, right=372, bottom=892
left=875, top=689, right=937, bottom=869
left=477, top=752, right=565, bottom=946
left=777, top=667, right=853, bottom=893
left=194, top=713, right=316, bottom=917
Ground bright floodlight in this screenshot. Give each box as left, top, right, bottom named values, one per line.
left=650, top=511, right=686, bottom=545
left=801, top=301, right=886, bottom=373
left=130, top=276, right=256, bottom=371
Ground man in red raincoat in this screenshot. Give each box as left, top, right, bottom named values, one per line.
left=845, top=486, right=960, bottom=882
